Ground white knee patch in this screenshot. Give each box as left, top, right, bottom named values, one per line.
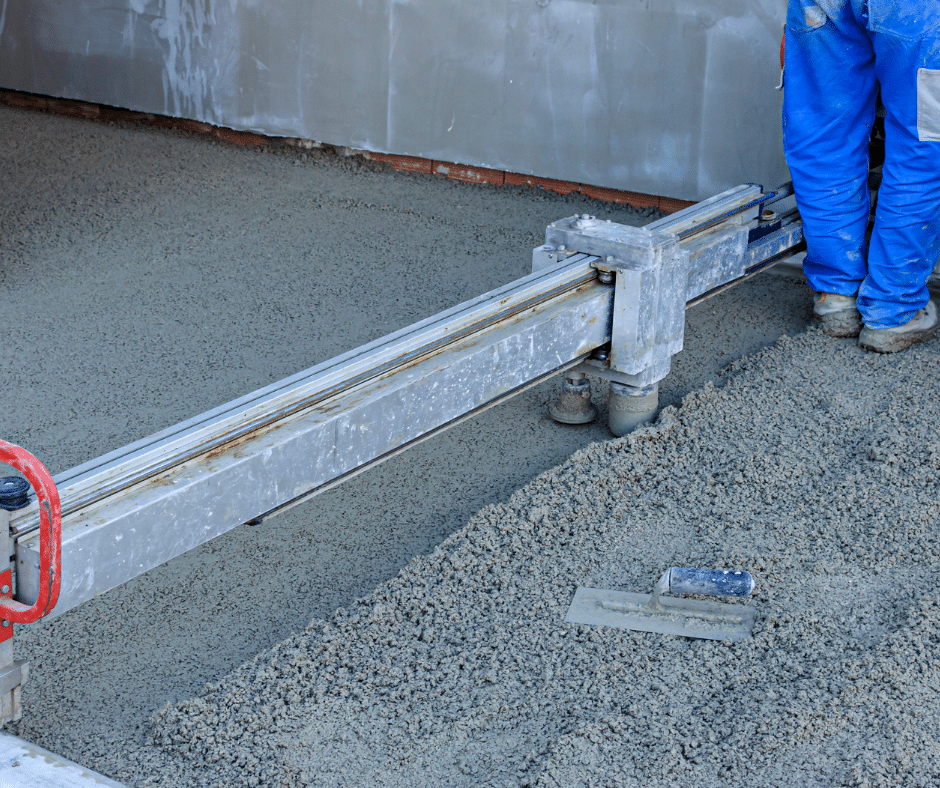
left=917, top=68, right=940, bottom=142
left=803, top=4, right=827, bottom=29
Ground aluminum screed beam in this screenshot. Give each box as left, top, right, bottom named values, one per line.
left=12, top=254, right=610, bottom=617
left=12, top=184, right=803, bottom=618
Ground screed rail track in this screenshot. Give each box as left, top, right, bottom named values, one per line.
left=10, top=184, right=803, bottom=620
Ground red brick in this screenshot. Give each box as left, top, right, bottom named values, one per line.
left=150, top=116, right=213, bottom=136
left=658, top=196, right=696, bottom=214
left=0, top=90, right=45, bottom=111
left=504, top=172, right=578, bottom=194
left=173, top=118, right=214, bottom=135
left=213, top=127, right=269, bottom=147
left=369, top=152, right=433, bottom=175
left=433, top=161, right=505, bottom=185
left=99, top=107, right=143, bottom=124
left=580, top=184, right=660, bottom=209
left=75, top=101, right=101, bottom=119
left=46, top=98, right=79, bottom=117
left=149, top=115, right=178, bottom=129
left=46, top=98, right=99, bottom=119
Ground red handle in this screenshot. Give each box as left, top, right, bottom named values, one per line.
left=0, top=440, right=61, bottom=623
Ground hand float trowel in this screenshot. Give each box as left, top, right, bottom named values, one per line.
left=565, top=567, right=757, bottom=641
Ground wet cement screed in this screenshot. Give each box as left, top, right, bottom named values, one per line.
left=0, top=174, right=802, bottom=784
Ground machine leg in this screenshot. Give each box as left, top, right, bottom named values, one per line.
left=0, top=480, right=32, bottom=725
left=0, top=508, right=16, bottom=724
left=608, top=381, right=659, bottom=437
left=548, top=371, right=597, bottom=425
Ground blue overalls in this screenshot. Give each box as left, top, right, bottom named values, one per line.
left=783, top=0, right=940, bottom=328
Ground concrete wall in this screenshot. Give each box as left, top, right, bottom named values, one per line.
left=0, top=0, right=788, bottom=201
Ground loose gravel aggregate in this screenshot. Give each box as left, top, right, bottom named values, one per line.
left=148, top=328, right=940, bottom=788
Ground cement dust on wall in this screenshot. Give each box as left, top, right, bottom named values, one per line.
left=0, top=0, right=789, bottom=200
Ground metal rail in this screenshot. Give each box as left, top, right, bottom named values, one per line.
left=10, top=253, right=599, bottom=540
left=645, top=183, right=769, bottom=240
left=13, top=184, right=804, bottom=619
left=15, top=255, right=611, bottom=617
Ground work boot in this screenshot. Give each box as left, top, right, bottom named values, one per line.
left=858, top=301, right=939, bottom=353
left=813, top=292, right=862, bottom=338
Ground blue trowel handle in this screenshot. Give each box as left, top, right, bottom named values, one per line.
left=663, top=567, right=755, bottom=598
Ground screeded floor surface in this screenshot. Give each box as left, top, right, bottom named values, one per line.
left=0, top=105, right=815, bottom=785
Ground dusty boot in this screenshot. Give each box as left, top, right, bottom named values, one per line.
left=859, top=300, right=939, bottom=353
left=813, top=292, right=862, bottom=337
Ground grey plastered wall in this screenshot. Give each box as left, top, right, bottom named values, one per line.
left=0, top=0, right=788, bottom=201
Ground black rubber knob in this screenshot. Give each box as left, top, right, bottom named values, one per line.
left=0, top=477, right=30, bottom=511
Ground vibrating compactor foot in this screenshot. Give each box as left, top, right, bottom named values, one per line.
left=540, top=183, right=803, bottom=435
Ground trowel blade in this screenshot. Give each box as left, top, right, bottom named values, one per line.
left=565, top=586, right=756, bottom=641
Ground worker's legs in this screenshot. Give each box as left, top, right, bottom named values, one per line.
left=859, top=8, right=940, bottom=328
left=783, top=0, right=877, bottom=299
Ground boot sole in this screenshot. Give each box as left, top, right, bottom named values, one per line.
left=858, top=321, right=939, bottom=353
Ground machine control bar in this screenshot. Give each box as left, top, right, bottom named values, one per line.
left=0, top=442, right=60, bottom=623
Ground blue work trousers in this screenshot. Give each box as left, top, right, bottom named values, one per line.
left=783, top=0, right=940, bottom=328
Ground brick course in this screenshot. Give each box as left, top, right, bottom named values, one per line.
left=0, top=87, right=696, bottom=214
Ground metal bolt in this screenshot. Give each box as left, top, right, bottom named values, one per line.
left=598, top=271, right=614, bottom=284
left=1, top=586, right=10, bottom=595
left=558, top=244, right=566, bottom=251
left=2, top=621, right=10, bottom=628
left=760, top=209, right=777, bottom=222
left=592, top=347, right=610, bottom=362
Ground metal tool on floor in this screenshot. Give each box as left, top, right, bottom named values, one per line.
left=565, top=567, right=757, bottom=641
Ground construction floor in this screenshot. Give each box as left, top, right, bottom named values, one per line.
left=5, top=106, right=933, bottom=787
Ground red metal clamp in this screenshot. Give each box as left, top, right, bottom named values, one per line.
left=0, top=440, right=61, bottom=623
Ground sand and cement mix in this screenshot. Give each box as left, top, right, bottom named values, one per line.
left=4, top=105, right=935, bottom=786
left=142, top=327, right=940, bottom=788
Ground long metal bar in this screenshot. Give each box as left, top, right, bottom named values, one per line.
left=689, top=221, right=805, bottom=307
left=9, top=253, right=597, bottom=539
left=13, top=184, right=805, bottom=620
left=16, top=261, right=611, bottom=617
left=645, top=184, right=764, bottom=239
